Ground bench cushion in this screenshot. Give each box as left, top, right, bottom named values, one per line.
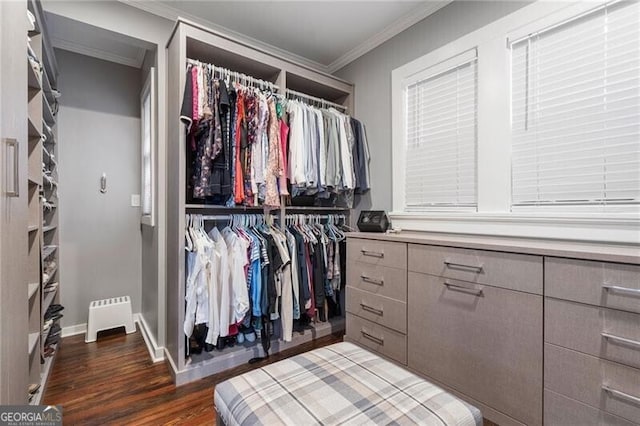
left=214, top=342, right=482, bottom=425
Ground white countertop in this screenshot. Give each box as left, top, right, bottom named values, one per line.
left=347, top=231, right=640, bottom=265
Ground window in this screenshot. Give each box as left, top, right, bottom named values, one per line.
left=391, top=1, right=639, bottom=243
left=141, top=67, right=155, bottom=227
left=511, top=1, right=640, bottom=210
left=403, top=49, right=478, bottom=211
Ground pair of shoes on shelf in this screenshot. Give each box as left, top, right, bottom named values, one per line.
left=236, top=325, right=256, bottom=344
left=216, top=335, right=237, bottom=351
left=47, top=303, right=64, bottom=313
left=44, top=307, right=63, bottom=321
left=43, top=282, right=58, bottom=293
left=45, top=304, right=64, bottom=318
left=43, top=346, right=55, bottom=358
left=45, top=334, right=60, bottom=347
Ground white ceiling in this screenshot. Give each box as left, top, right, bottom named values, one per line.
left=45, top=1, right=450, bottom=73
left=147, top=1, right=444, bottom=71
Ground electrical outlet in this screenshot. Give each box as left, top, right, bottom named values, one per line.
left=131, top=194, right=140, bottom=207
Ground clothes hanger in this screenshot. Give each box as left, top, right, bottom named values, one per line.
left=185, top=214, right=193, bottom=251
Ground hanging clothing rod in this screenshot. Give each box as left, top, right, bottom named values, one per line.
left=186, top=58, right=279, bottom=91
left=285, top=88, right=347, bottom=112
left=189, top=213, right=345, bottom=222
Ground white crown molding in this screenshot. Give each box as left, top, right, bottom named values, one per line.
left=51, top=36, right=146, bottom=68
left=327, top=1, right=453, bottom=73
left=120, top=0, right=332, bottom=73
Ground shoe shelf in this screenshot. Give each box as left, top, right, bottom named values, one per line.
left=26, top=0, right=61, bottom=405
left=43, top=288, right=57, bottom=314
left=42, top=225, right=56, bottom=233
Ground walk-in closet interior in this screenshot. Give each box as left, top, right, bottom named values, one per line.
left=1, top=1, right=639, bottom=424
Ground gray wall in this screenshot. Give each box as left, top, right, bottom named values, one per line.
left=57, top=49, right=142, bottom=328
left=45, top=1, right=173, bottom=348
left=336, top=1, right=530, bottom=214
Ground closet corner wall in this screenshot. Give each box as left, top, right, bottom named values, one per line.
left=166, top=18, right=354, bottom=385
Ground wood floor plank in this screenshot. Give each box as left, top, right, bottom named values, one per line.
left=44, top=329, right=343, bottom=424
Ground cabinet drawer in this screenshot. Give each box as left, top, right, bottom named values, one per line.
left=545, top=343, right=640, bottom=424
left=408, top=244, right=542, bottom=294
left=347, top=238, right=407, bottom=269
left=546, top=298, right=640, bottom=369
left=545, top=389, right=635, bottom=426
left=346, top=286, right=407, bottom=333
left=546, top=258, right=640, bottom=314
left=407, top=272, right=543, bottom=426
left=346, top=262, right=407, bottom=302
left=346, top=314, right=407, bottom=365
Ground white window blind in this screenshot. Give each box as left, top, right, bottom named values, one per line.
left=404, top=51, right=478, bottom=210
left=511, top=1, right=640, bottom=209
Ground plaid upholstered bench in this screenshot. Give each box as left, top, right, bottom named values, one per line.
left=214, top=342, right=482, bottom=425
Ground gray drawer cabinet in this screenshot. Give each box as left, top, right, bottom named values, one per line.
left=407, top=268, right=543, bottom=426
left=345, top=238, right=408, bottom=365
left=545, top=257, right=640, bottom=425
left=345, top=234, right=640, bottom=426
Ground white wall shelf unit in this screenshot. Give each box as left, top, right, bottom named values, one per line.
left=166, top=18, right=354, bottom=385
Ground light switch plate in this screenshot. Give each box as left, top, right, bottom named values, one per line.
left=131, top=194, right=141, bottom=207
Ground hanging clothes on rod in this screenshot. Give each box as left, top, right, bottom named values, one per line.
left=183, top=213, right=348, bottom=358
left=180, top=59, right=284, bottom=208
left=281, top=91, right=371, bottom=207
left=179, top=59, right=371, bottom=209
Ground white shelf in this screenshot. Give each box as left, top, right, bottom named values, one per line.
left=43, top=98, right=55, bottom=126
left=28, top=332, right=39, bottom=355
left=30, top=342, right=58, bottom=406
left=42, top=69, right=54, bottom=104
left=43, top=225, right=56, bottom=233
left=42, top=245, right=57, bottom=260
left=185, top=318, right=345, bottom=381
left=28, top=224, right=39, bottom=233
left=43, top=124, right=54, bottom=144
left=43, top=267, right=58, bottom=287
left=28, top=283, right=39, bottom=300
left=27, top=59, right=42, bottom=90
left=42, top=288, right=57, bottom=314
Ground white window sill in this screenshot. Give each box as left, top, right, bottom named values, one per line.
left=389, top=211, right=640, bottom=245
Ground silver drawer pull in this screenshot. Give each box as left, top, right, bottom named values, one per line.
left=602, top=333, right=640, bottom=350
left=602, top=285, right=640, bottom=297
left=443, top=281, right=484, bottom=297
left=602, top=385, right=640, bottom=405
left=360, top=303, right=384, bottom=316
left=5, top=138, right=19, bottom=197
left=361, top=249, right=384, bottom=258
left=361, top=330, right=384, bottom=346
left=444, top=260, right=483, bottom=272
left=361, top=275, right=384, bottom=286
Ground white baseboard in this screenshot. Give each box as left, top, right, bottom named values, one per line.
left=61, top=322, right=87, bottom=338
left=136, top=313, right=165, bottom=363
left=60, top=314, right=165, bottom=363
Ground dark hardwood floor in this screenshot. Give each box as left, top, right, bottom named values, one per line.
left=44, top=329, right=343, bottom=425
